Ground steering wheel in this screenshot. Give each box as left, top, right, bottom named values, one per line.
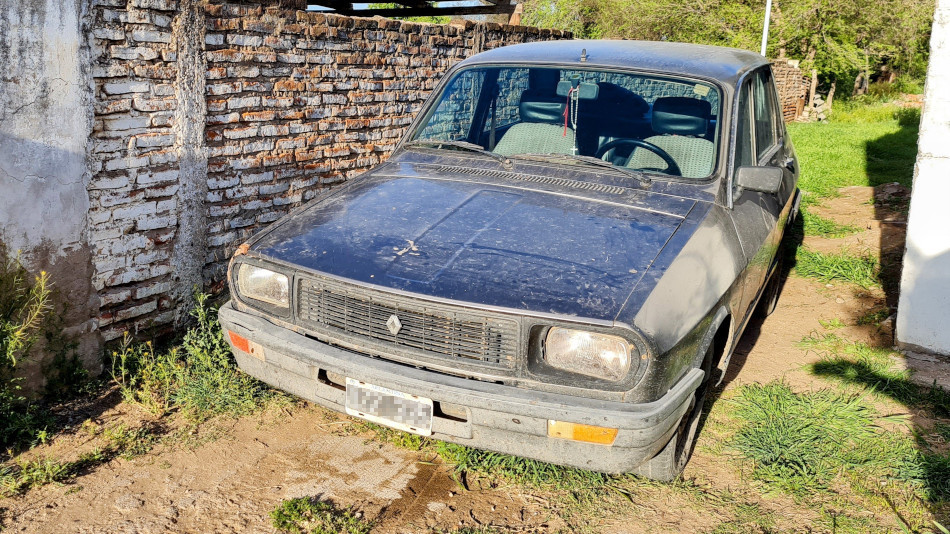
left=594, top=138, right=682, bottom=177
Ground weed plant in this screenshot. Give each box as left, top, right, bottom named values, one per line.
left=0, top=421, right=159, bottom=496
left=0, top=457, right=70, bottom=496
left=0, top=243, right=54, bottom=454
left=356, top=421, right=612, bottom=493
left=0, top=250, right=51, bottom=369
left=271, top=497, right=372, bottom=534
left=110, top=292, right=272, bottom=421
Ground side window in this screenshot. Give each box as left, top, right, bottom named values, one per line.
left=417, top=70, right=486, bottom=141
left=736, top=81, right=754, bottom=168
left=753, top=69, right=778, bottom=160
left=490, top=68, right=530, bottom=127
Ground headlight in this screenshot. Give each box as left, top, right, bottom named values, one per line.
left=237, top=264, right=289, bottom=309
left=544, top=327, right=632, bottom=381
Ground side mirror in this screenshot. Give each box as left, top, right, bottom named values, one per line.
left=735, top=166, right=783, bottom=194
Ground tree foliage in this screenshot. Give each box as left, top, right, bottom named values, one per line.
left=522, top=0, right=934, bottom=86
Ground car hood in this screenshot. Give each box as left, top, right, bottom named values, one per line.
left=251, top=173, right=698, bottom=321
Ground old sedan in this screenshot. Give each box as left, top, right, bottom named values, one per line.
left=219, top=40, right=799, bottom=481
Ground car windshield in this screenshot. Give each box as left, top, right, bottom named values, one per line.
left=410, top=66, right=722, bottom=180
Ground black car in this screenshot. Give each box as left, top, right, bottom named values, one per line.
left=219, top=40, right=800, bottom=481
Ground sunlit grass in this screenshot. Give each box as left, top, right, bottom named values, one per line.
left=792, top=248, right=880, bottom=289
left=801, top=333, right=950, bottom=417
left=787, top=102, right=918, bottom=199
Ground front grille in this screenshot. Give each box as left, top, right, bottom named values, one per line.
left=297, top=276, right=518, bottom=369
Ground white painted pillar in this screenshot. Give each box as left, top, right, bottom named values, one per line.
left=896, top=0, right=950, bottom=355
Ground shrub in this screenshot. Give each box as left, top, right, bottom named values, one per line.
left=0, top=244, right=51, bottom=369
left=0, top=243, right=53, bottom=452
left=110, top=292, right=273, bottom=420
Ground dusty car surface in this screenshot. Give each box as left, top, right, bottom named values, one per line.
left=219, top=40, right=800, bottom=481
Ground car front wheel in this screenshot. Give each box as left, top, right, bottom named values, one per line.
left=633, top=344, right=712, bottom=482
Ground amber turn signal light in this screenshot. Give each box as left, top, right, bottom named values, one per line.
left=547, top=420, right=618, bottom=446
left=228, top=330, right=250, bottom=353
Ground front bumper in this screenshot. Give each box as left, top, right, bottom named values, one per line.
left=219, top=301, right=703, bottom=474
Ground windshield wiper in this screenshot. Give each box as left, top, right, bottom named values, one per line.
left=511, top=153, right=651, bottom=185
left=403, top=139, right=512, bottom=170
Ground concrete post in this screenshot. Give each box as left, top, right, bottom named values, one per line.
left=0, top=0, right=101, bottom=386
left=171, top=0, right=209, bottom=324
left=896, top=0, right=950, bottom=355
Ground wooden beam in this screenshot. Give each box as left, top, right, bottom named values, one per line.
left=307, top=2, right=515, bottom=17
left=279, top=0, right=308, bottom=9
left=309, top=0, right=354, bottom=12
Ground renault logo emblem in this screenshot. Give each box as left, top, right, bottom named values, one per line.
left=386, top=314, right=402, bottom=335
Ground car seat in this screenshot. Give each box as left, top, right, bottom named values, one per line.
left=626, top=97, right=715, bottom=178
left=492, top=97, right=576, bottom=157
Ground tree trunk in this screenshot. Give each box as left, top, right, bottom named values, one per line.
left=853, top=72, right=866, bottom=96
left=807, top=68, right=818, bottom=110
left=826, top=82, right=836, bottom=115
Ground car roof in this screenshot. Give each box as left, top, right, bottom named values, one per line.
left=458, top=40, right=768, bottom=87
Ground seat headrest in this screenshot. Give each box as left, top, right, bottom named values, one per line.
left=590, top=83, right=649, bottom=117
left=652, top=97, right=711, bottom=136
left=519, top=92, right=565, bottom=124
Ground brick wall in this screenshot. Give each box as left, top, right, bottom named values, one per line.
left=89, top=0, right=183, bottom=341
left=88, top=0, right=569, bottom=341
left=772, top=59, right=809, bottom=122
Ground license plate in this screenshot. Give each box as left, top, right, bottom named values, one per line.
left=344, top=378, right=434, bottom=436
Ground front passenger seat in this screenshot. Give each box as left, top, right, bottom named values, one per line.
left=627, top=97, right=715, bottom=179
left=493, top=98, right=576, bottom=157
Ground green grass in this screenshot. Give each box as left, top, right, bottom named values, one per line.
left=800, top=208, right=860, bottom=238
left=728, top=381, right=950, bottom=510
left=102, top=423, right=159, bottom=460
left=801, top=333, right=950, bottom=417
left=0, top=421, right=161, bottom=497
left=709, top=501, right=777, bottom=534
left=792, top=248, right=880, bottom=289
left=110, top=292, right=275, bottom=421
left=357, top=420, right=613, bottom=493
left=858, top=308, right=891, bottom=326
left=819, top=317, right=847, bottom=330
left=933, top=422, right=950, bottom=442
left=730, top=381, right=882, bottom=495
left=271, top=497, right=372, bottom=534
left=787, top=102, right=918, bottom=199
left=0, top=457, right=70, bottom=496
left=0, top=382, right=53, bottom=456
left=434, top=440, right=611, bottom=491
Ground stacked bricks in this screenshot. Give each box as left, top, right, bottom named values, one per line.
left=89, top=0, right=181, bottom=341
left=771, top=59, right=809, bottom=122
left=200, top=4, right=570, bottom=282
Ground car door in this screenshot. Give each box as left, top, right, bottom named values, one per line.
left=730, top=67, right=788, bottom=322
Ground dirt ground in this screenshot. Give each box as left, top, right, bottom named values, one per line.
left=3, top=184, right=948, bottom=534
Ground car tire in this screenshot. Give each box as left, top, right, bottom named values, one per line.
left=756, top=253, right=784, bottom=318
left=633, top=345, right=712, bottom=482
